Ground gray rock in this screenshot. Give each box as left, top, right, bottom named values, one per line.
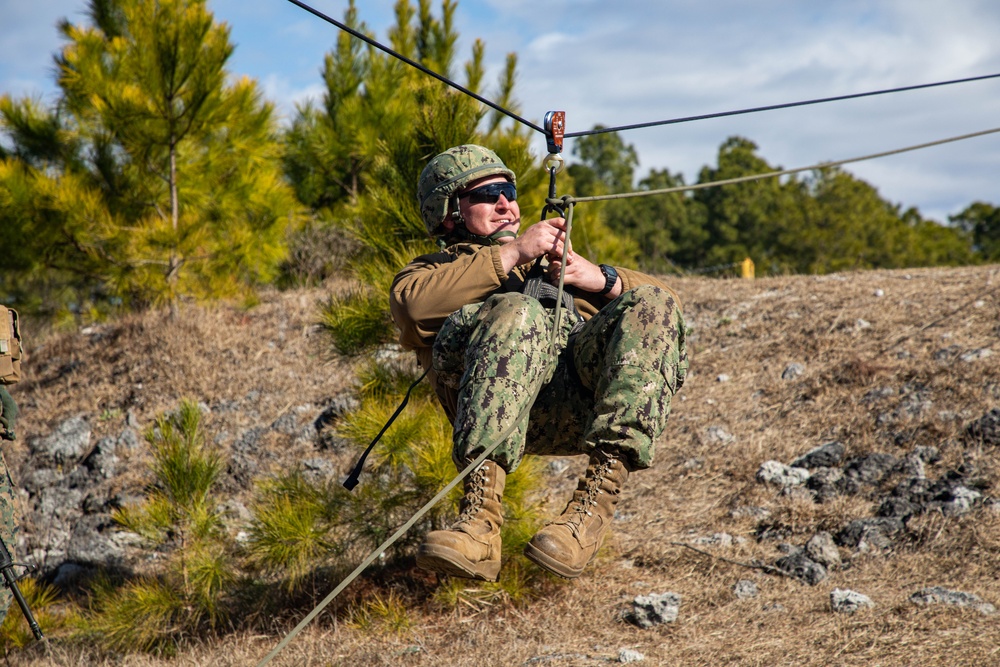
left=116, top=427, right=141, bottom=453
left=547, top=459, right=571, bottom=475
left=706, top=425, right=735, bottom=445
left=781, top=363, right=804, bottom=380
left=733, top=580, right=759, bottom=599
left=270, top=412, right=300, bottom=435
left=913, top=446, right=940, bottom=464
left=38, top=486, right=84, bottom=520
left=692, top=532, right=741, bottom=548
left=877, top=497, right=918, bottom=520
left=910, top=587, right=996, bottom=615
left=965, top=408, right=1000, bottom=447
left=29, top=415, right=91, bottom=465
left=933, top=486, right=981, bottom=517
left=624, top=592, right=682, bottom=628
left=65, top=515, right=128, bottom=565
left=775, top=552, right=827, bottom=586
left=83, top=437, right=120, bottom=479
left=617, top=649, right=645, bottom=663
left=841, top=453, right=898, bottom=486
left=830, top=588, right=874, bottom=613
left=805, top=532, right=841, bottom=568
left=933, top=345, right=961, bottom=361
left=861, top=387, right=896, bottom=404
left=791, top=441, right=845, bottom=469
left=895, top=453, right=925, bottom=479
left=23, top=468, right=65, bottom=494
left=756, top=460, right=810, bottom=488
left=835, top=517, right=904, bottom=551
left=301, top=457, right=335, bottom=478
left=730, top=506, right=771, bottom=520
left=959, top=348, right=993, bottom=363
left=314, top=395, right=361, bottom=432
left=806, top=467, right=844, bottom=502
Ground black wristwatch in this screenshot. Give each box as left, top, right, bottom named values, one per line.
left=597, top=264, right=619, bottom=296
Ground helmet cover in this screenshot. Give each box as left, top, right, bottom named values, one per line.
left=417, top=144, right=516, bottom=236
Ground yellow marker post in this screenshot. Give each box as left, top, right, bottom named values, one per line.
left=741, top=257, right=755, bottom=279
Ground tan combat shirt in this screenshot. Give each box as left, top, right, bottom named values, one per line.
left=390, top=242, right=679, bottom=421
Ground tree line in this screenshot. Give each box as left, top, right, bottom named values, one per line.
left=2, top=0, right=998, bottom=327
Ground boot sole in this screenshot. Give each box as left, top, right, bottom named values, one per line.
left=417, top=544, right=501, bottom=582
left=523, top=542, right=586, bottom=579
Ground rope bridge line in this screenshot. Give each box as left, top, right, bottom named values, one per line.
left=548, top=126, right=1000, bottom=206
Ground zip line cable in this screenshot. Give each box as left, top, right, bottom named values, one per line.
left=284, top=0, right=1000, bottom=145
left=550, top=125, right=1000, bottom=206
left=282, top=0, right=544, bottom=134
left=564, top=72, right=1000, bottom=139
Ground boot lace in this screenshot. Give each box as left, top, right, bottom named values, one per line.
left=454, top=464, right=491, bottom=526
left=560, top=455, right=617, bottom=529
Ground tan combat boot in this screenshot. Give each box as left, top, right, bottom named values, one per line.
left=416, top=460, right=506, bottom=581
left=524, top=448, right=629, bottom=578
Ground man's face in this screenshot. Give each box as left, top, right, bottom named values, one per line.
left=446, top=175, right=520, bottom=242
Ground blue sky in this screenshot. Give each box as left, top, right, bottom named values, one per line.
left=3, top=0, right=1000, bottom=224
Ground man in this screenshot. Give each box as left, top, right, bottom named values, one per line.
left=389, top=144, right=688, bottom=581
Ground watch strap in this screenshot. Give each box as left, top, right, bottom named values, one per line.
left=598, top=264, right=618, bottom=296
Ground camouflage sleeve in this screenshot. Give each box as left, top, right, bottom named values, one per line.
left=390, top=245, right=508, bottom=350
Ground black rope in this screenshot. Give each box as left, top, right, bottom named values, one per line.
left=283, top=0, right=544, bottom=134
left=564, top=71, right=1000, bottom=138
left=342, top=366, right=430, bottom=491
left=285, top=0, right=1000, bottom=148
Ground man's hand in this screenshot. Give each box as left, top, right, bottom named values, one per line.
left=498, top=218, right=571, bottom=273
left=546, top=253, right=621, bottom=297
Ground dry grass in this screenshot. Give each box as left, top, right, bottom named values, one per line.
left=6, top=265, right=1000, bottom=666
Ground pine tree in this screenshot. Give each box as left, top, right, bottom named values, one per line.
left=0, top=0, right=300, bottom=317
left=951, top=201, right=1000, bottom=262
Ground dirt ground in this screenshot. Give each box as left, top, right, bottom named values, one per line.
left=7, top=264, right=1000, bottom=666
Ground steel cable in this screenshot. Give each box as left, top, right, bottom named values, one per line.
left=550, top=126, right=1000, bottom=206
left=283, top=0, right=544, bottom=134
left=564, top=72, right=1000, bottom=139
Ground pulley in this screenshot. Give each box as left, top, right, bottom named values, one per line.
left=543, top=110, right=566, bottom=174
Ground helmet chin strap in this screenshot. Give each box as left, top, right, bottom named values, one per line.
left=452, top=225, right=517, bottom=246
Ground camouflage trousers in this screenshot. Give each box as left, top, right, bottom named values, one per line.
left=433, top=285, right=688, bottom=473
left=0, top=450, right=17, bottom=624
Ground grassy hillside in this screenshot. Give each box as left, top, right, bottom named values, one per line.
left=7, top=264, right=1000, bottom=666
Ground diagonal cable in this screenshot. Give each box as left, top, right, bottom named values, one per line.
left=565, top=72, right=1000, bottom=138
left=283, top=0, right=544, bottom=134
left=552, top=126, right=1000, bottom=205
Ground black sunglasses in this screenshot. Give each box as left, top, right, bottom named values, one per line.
left=459, top=181, right=517, bottom=204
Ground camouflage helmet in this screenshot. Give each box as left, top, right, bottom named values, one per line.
left=417, top=145, right=516, bottom=236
